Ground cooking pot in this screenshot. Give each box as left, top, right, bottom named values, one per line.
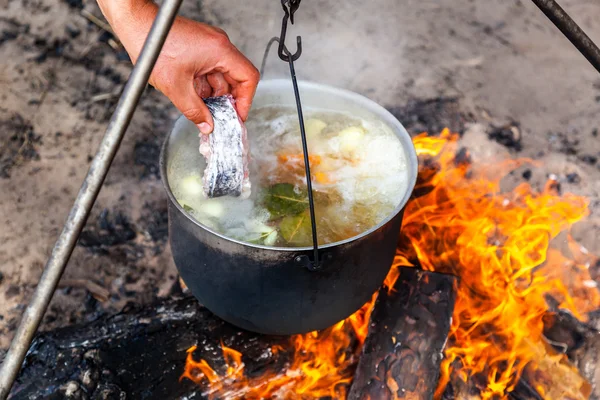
left=160, top=79, right=418, bottom=335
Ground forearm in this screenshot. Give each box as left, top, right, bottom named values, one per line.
left=96, top=0, right=159, bottom=63
left=93, top=0, right=259, bottom=126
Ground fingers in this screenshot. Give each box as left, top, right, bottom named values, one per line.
left=207, top=72, right=230, bottom=97
left=230, top=74, right=259, bottom=121
left=144, top=18, right=258, bottom=131
left=217, top=49, right=260, bottom=121
left=172, top=77, right=214, bottom=134
left=193, top=75, right=212, bottom=98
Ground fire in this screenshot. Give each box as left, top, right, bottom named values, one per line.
left=405, top=129, right=599, bottom=399
left=181, top=300, right=374, bottom=399
left=181, top=128, right=599, bottom=399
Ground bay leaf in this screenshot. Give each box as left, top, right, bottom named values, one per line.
left=246, top=230, right=273, bottom=245
left=279, top=211, right=313, bottom=246
left=263, top=183, right=308, bottom=218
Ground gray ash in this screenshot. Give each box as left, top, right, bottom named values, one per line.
left=579, top=154, right=597, bottom=165
left=546, top=179, right=561, bottom=194
left=488, top=122, right=522, bottom=151
left=32, top=38, right=70, bottom=64
left=0, top=18, right=29, bottom=46
left=0, top=113, right=42, bottom=178
left=64, top=24, right=80, bottom=39
left=140, top=202, right=169, bottom=255
left=387, top=97, right=474, bottom=136
left=548, top=131, right=580, bottom=155
left=144, top=208, right=168, bottom=243
left=63, top=0, right=83, bottom=9
left=4, top=285, right=20, bottom=300
left=566, top=173, right=581, bottom=184
left=78, top=209, right=136, bottom=251
left=134, top=141, right=161, bottom=179
left=454, top=147, right=471, bottom=167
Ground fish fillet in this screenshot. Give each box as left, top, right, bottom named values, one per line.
left=199, top=95, right=251, bottom=198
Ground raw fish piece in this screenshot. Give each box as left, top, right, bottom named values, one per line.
left=199, top=95, right=251, bottom=198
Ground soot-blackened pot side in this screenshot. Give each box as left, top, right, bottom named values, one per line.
left=168, top=197, right=405, bottom=335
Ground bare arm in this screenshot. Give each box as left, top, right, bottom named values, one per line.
left=96, top=0, right=260, bottom=133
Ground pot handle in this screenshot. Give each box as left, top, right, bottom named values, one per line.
left=259, top=37, right=280, bottom=80
left=260, top=19, right=331, bottom=271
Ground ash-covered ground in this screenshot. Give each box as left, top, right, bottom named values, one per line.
left=1, top=0, right=600, bottom=351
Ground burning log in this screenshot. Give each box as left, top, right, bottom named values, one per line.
left=348, top=267, right=457, bottom=400
left=10, top=267, right=457, bottom=400
left=9, top=297, right=288, bottom=399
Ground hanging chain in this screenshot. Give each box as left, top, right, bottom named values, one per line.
left=277, top=0, right=302, bottom=62
left=262, top=0, right=331, bottom=270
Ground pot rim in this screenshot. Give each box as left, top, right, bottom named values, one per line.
left=159, top=78, right=419, bottom=252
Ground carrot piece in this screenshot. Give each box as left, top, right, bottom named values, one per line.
left=278, top=153, right=322, bottom=166
left=314, top=172, right=333, bottom=184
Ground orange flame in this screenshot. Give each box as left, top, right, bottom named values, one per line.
left=404, top=129, right=598, bottom=399
left=181, top=299, right=374, bottom=399
left=181, top=128, right=599, bottom=399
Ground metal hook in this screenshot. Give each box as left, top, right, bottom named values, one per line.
left=264, top=0, right=326, bottom=270
left=278, top=0, right=302, bottom=62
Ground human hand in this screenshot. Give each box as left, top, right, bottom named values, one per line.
left=97, top=0, right=260, bottom=134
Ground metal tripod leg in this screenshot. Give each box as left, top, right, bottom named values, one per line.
left=0, top=0, right=183, bottom=396
left=531, top=0, right=600, bottom=74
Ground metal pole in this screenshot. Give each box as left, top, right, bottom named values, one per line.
left=0, top=0, right=183, bottom=396
left=531, top=0, right=600, bottom=74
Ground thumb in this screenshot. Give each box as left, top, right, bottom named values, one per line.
left=171, top=78, right=214, bottom=134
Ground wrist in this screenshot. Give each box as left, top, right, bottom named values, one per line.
left=98, top=0, right=158, bottom=63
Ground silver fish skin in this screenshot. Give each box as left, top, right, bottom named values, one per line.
left=199, top=95, right=251, bottom=199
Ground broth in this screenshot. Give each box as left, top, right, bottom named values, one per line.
left=167, top=106, right=410, bottom=247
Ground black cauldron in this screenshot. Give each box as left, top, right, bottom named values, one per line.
left=160, top=79, right=418, bottom=335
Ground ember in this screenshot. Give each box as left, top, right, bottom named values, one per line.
left=181, top=129, right=600, bottom=399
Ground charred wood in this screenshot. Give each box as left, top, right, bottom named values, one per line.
left=386, top=97, right=473, bottom=136
left=508, top=379, right=544, bottom=400
left=543, top=309, right=600, bottom=399
left=10, top=296, right=288, bottom=400
left=12, top=268, right=458, bottom=400
left=347, top=267, right=457, bottom=400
